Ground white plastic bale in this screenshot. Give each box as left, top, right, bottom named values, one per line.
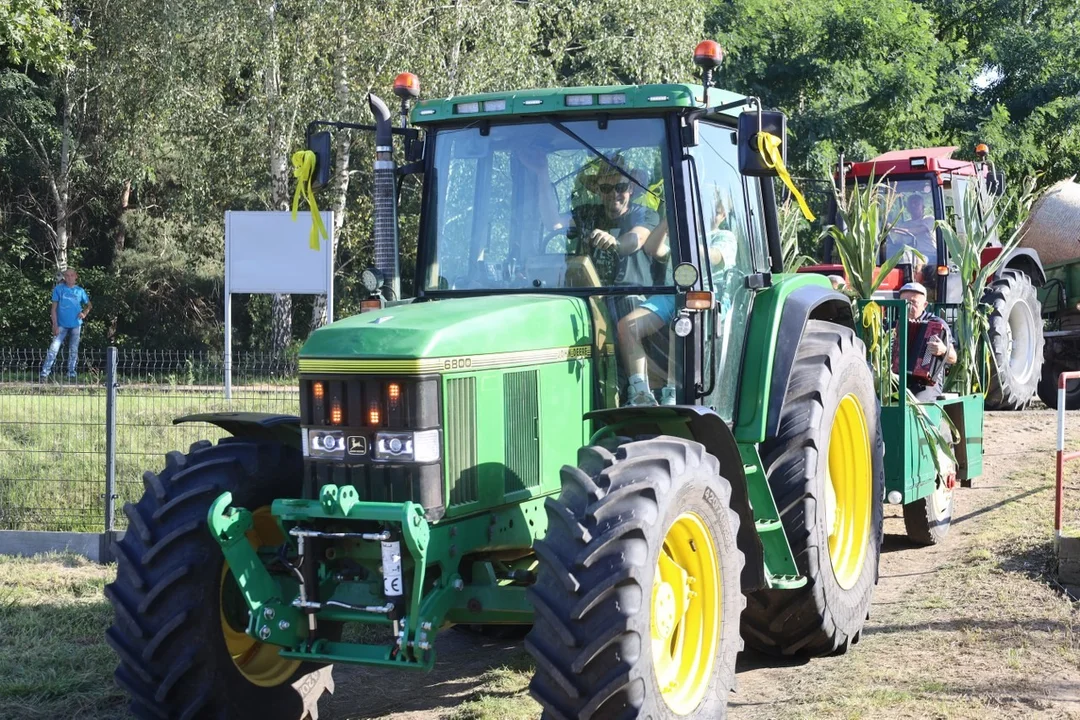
left=1019, top=179, right=1080, bottom=266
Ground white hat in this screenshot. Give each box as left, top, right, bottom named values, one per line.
left=899, top=281, right=927, bottom=295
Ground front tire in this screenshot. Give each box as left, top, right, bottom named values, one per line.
left=526, top=436, right=744, bottom=719
left=985, top=271, right=1044, bottom=410
left=742, top=320, right=884, bottom=657
left=105, top=438, right=333, bottom=720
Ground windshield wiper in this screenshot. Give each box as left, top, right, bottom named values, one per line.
left=547, top=118, right=660, bottom=202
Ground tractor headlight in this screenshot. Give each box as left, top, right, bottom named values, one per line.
left=374, top=429, right=440, bottom=463
left=306, top=429, right=345, bottom=459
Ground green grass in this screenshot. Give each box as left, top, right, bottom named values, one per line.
left=0, top=552, right=127, bottom=719
left=447, top=652, right=539, bottom=720
left=0, top=387, right=298, bottom=531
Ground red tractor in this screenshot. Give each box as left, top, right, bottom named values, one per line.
left=810, top=145, right=1046, bottom=410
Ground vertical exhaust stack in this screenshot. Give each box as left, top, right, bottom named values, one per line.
left=368, top=93, right=400, bottom=301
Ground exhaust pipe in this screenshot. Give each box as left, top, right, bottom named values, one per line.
left=368, top=93, right=400, bottom=300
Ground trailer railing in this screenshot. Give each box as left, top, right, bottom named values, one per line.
left=1055, top=371, right=1080, bottom=544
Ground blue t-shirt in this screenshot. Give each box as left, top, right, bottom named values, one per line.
left=52, top=284, right=90, bottom=328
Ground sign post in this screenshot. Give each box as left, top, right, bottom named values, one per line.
left=224, top=211, right=334, bottom=398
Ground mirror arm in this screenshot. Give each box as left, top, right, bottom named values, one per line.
left=684, top=96, right=760, bottom=125
left=306, top=119, right=418, bottom=140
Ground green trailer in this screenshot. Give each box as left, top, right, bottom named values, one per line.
left=104, top=44, right=941, bottom=720
left=860, top=299, right=984, bottom=545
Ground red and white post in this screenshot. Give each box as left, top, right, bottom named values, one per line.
left=1056, top=372, right=1080, bottom=545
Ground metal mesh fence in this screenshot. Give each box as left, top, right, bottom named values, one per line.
left=0, top=347, right=298, bottom=532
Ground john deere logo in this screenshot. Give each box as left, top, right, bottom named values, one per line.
left=347, top=436, right=368, bottom=455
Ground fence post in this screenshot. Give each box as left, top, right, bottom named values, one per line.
left=105, top=346, right=118, bottom=532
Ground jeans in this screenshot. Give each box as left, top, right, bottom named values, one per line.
left=41, top=325, right=82, bottom=377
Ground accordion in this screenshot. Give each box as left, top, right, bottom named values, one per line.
left=892, top=316, right=948, bottom=386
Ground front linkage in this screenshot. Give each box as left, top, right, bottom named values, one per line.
left=209, top=485, right=543, bottom=670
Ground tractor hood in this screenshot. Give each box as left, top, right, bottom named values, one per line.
left=300, top=295, right=592, bottom=359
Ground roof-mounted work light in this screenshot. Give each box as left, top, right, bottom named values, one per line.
left=393, top=72, right=420, bottom=128
left=693, top=40, right=724, bottom=107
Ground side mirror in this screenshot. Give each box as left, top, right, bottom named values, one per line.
left=737, top=110, right=787, bottom=177
left=307, top=131, right=333, bottom=189
left=987, top=170, right=1006, bottom=196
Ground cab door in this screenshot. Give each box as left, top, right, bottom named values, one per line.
left=688, top=121, right=770, bottom=421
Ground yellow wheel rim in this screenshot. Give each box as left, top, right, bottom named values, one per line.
left=219, top=506, right=300, bottom=687
left=651, top=512, right=721, bottom=715
left=825, top=394, right=873, bottom=590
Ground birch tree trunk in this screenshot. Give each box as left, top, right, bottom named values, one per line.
left=265, top=2, right=293, bottom=356
left=310, top=26, right=351, bottom=331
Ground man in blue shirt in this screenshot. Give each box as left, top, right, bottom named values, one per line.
left=40, top=268, right=92, bottom=380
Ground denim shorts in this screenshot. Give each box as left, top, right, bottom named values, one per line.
left=640, top=294, right=677, bottom=323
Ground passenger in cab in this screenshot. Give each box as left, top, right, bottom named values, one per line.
left=616, top=192, right=736, bottom=406
left=887, top=194, right=937, bottom=283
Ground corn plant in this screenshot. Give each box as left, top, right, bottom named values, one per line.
left=937, top=176, right=1039, bottom=396
left=824, top=172, right=921, bottom=395
left=779, top=197, right=814, bottom=272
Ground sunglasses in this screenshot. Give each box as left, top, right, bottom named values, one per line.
left=597, top=182, right=630, bottom=194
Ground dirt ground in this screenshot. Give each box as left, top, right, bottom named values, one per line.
left=322, top=408, right=1080, bottom=720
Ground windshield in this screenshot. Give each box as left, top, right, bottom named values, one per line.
left=423, top=118, right=675, bottom=292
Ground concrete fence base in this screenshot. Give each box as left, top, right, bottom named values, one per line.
left=0, top=530, right=125, bottom=564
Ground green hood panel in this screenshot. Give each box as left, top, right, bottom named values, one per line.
left=301, top=295, right=592, bottom=359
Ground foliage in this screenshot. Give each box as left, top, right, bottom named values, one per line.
left=824, top=174, right=915, bottom=299
left=937, top=176, right=1039, bottom=395
left=0, top=0, right=1078, bottom=352
left=778, top=197, right=813, bottom=272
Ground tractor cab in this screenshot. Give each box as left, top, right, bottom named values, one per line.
left=303, top=55, right=789, bottom=420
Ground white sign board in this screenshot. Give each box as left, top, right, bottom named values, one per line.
left=223, top=210, right=334, bottom=398
left=225, top=210, right=334, bottom=294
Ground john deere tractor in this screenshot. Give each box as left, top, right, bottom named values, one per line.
left=106, top=43, right=887, bottom=719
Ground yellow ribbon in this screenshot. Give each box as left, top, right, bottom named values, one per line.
left=291, top=150, right=328, bottom=250
left=861, top=300, right=882, bottom=355
left=757, top=132, right=815, bottom=222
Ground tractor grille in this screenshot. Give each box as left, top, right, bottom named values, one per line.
left=445, top=376, right=478, bottom=506
left=504, top=370, right=540, bottom=493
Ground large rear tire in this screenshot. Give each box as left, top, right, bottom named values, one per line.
left=742, top=320, right=884, bottom=657
left=985, top=271, right=1044, bottom=411
left=526, top=436, right=744, bottom=719
left=1037, top=361, right=1080, bottom=410
left=105, top=438, right=334, bottom=720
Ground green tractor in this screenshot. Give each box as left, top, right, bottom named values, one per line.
left=106, top=43, right=888, bottom=719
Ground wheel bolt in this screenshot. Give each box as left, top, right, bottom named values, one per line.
left=278, top=620, right=290, bottom=631
left=263, top=607, right=275, bottom=620
left=259, top=626, right=271, bottom=640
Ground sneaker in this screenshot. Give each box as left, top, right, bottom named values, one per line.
left=627, top=387, right=658, bottom=406
left=659, top=386, right=677, bottom=406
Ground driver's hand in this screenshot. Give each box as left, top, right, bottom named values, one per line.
left=588, top=229, right=618, bottom=251
left=928, top=337, right=947, bottom=357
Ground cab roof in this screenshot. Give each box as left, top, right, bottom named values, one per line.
left=409, top=83, right=751, bottom=125
left=844, top=146, right=986, bottom=181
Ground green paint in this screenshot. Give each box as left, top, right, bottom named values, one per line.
left=300, top=295, right=592, bottom=359
left=410, top=84, right=750, bottom=125
left=734, top=273, right=834, bottom=443
left=207, top=492, right=305, bottom=647
left=737, top=443, right=805, bottom=588
left=440, top=359, right=589, bottom=519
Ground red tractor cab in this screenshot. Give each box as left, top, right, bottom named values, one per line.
left=807, top=145, right=1047, bottom=410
